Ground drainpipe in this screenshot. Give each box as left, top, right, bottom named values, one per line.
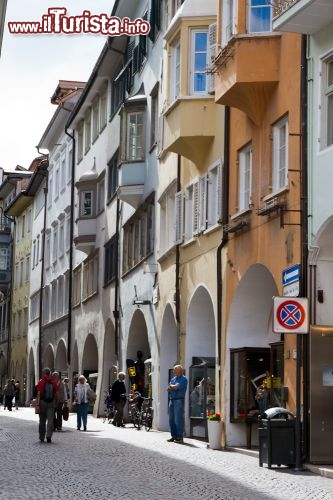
left=176, top=154, right=181, bottom=363
left=113, top=197, right=121, bottom=360
left=38, top=172, right=48, bottom=378
left=300, top=33, right=309, bottom=464
left=65, top=126, right=75, bottom=370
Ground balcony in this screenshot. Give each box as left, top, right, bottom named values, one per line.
left=163, top=97, right=216, bottom=166
left=117, top=162, right=145, bottom=209
left=214, top=35, right=281, bottom=125
left=74, top=217, right=96, bottom=255
left=273, top=0, right=333, bottom=34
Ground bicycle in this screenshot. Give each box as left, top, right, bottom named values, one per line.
left=141, top=397, right=154, bottom=431
left=102, top=404, right=115, bottom=423
left=127, top=392, right=154, bottom=431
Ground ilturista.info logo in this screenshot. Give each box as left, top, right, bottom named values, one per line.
left=8, top=8, right=150, bottom=36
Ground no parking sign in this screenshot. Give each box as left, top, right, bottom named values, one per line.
left=273, top=297, right=309, bottom=334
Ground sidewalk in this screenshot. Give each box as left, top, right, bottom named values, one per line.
left=4, top=406, right=333, bottom=480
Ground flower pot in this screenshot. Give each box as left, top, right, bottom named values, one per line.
left=208, top=420, right=222, bottom=450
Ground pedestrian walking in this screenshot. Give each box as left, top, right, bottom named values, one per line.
left=4, top=378, right=15, bottom=411
left=14, top=381, right=20, bottom=410
left=111, top=372, right=126, bottom=427
left=74, top=375, right=92, bottom=431
left=52, top=372, right=68, bottom=431
left=167, top=365, right=188, bottom=444
left=36, top=367, right=59, bottom=443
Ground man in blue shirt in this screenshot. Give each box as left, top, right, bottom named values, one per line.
left=167, top=365, right=188, bottom=443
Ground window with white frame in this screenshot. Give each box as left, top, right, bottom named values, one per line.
left=150, top=86, right=159, bottom=149
left=54, top=161, right=60, bottom=200
left=122, top=197, right=154, bottom=274
left=30, top=292, right=40, bottom=322
left=85, top=108, right=91, bottom=153
left=222, top=0, right=236, bottom=47
left=248, top=0, right=272, bottom=33
left=43, top=286, right=50, bottom=324
left=23, top=307, right=28, bottom=336
left=104, top=236, right=117, bottom=285
left=65, top=215, right=71, bottom=251
left=82, top=253, right=99, bottom=300
left=59, top=221, right=64, bottom=257
left=80, top=190, right=94, bottom=217
left=159, top=182, right=177, bottom=255
left=36, top=235, right=40, bottom=264
left=20, top=260, right=24, bottom=286
left=67, top=148, right=73, bottom=183
left=184, top=180, right=200, bottom=241
left=190, top=30, right=208, bottom=94
left=52, top=225, right=58, bottom=263
left=60, top=154, right=66, bottom=191
left=45, top=232, right=51, bottom=269
left=100, top=84, right=108, bottom=130
left=57, top=276, right=64, bottom=317
left=51, top=282, right=57, bottom=320
left=21, top=214, right=25, bottom=239
left=48, top=172, right=53, bottom=208
left=321, top=57, right=333, bottom=149
left=25, top=255, right=30, bottom=282
left=77, top=121, right=84, bottom=162
left=73, top=265, right=82, bottom=307
left=125, top=110, right=145, bottom=161
left=17, top=310, right=22, bottom=337
left=64, top=272, right=69, bottom=314
left=16, top=220, right=20, bottom=242
left=92, top=96, right=99, bottom=142
left=207, top=161, right=222, bottom=228
left=35, top=187, right=44, bottom=217
left=97, top=178, right=105, bottom=214
left=238, top=144, right=252, bottom=211
left=272, top=116, right=288, bottom=192
left=32, top=240, right=36, bottom=269
left=170, top=37, right=181, bottom=102
left=15, top=262, right=19, bottom=288
left=27, top=207, right=32, bottom=232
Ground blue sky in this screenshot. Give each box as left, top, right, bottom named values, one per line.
left=0, top=0, right=114, bottom=170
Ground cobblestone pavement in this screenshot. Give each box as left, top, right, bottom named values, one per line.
left=1, top=408, right=333, bottom=500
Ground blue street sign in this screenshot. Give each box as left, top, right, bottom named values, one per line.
left=282, top=264, right=301, bottom=287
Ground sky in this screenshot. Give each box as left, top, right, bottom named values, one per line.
left=0, top=0, right=115, bottom=171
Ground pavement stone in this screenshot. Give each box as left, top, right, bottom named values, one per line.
left=0, top=407, right=333, bottom=500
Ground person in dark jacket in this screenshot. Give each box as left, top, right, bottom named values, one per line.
left=36, top=367, right=59, bottom=443
left=111, top=372, right=126, bottom=427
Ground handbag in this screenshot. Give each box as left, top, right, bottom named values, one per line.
left=62, top=404, right=69, bottom=421
left=87, top=387, right=97, bottom=405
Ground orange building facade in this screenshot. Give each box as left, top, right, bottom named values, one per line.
left=214, top=0, right=304, bottom=447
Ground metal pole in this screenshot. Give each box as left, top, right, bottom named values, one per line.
left=295, top=333, right=303, bottom=470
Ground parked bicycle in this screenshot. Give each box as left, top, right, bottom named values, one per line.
left=102, top=390, right=114, bottom=423
left=127, top=392, right=154, bottom=431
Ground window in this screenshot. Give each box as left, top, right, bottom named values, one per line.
left=148, top=0, right=162, bottom=42
left=60, top=155, right=66, bottom=191
left=65, top=215, right=71, bottom=252
left=207, top=162, right=222, bottom=228
left=190, top=30, right=208, bottom=94
left=73, top=265, right=82, bottom=307
left=27, top=208, right=32, bottom=232
left=45, top=232, right=51, bottom=269
left=51, top=282, right=57, bottom=320
left=57, top=276, right=64, bottom=317
left=92, top=96, right=99, bottom=141
left=80, top=190, right=94, bottom=217
left=238, top=144, right=252, bottom=211
left=59, top=221, right=64, bottom=257
left=159, top=182, right=177, bottom=255
left=122, top=197, right=154, bottom=274
left=104, top=235, right=117, bottom=285
left=107, top=151, right=118, bottom=201
left=97, top=179, right=105, bottom=214
left=67, top=148, right=73, bottom=183
left=30, top=292, right=40, bottom=322
left=272, top=117, right=288, bottom=192
left=21, top=214, right=25, bottom=239
left=0, top=246, right=8, bottom=270
left=20, top=260, right=24, bottom=286
left=48, top=172, right=53, bottom=208
left=100, top=85, right=108, bottom=130
left=82, top=253, right=99, bottom=300
left=25, top=255, right=30, bottom=282
left=170, top=38, right=181, bottom=102
left=184, top=180, right=200, bottom=240
left=248, top=0, right=272, bottom=33
left=43, top=286, right=50, bottom=324
left=126, top=111, right=145, bottom=161
left=321, top=57, right=333, bottom=149
left=54, top=162, right=60, bottom=199
left=150, top=86, right=159, bottom=149
left=77, top=121, right=84, bottom=162
left=53, top=225, right=58, bottom=263
left=85, top=108, right=91, bottom=153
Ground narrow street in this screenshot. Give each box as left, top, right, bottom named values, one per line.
left=1, top=408, right=333, bottom=500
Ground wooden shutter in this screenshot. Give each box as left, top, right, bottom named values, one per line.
left=208, top=23, right=217, bottom=94
left=174, top=191, right=184, bottom=245
left=199, top=175, right=207, bottom=232
left=192, top=180, right=200, bottom=235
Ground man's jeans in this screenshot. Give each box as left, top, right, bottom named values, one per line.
left=169, top=399, right=184, bottom=439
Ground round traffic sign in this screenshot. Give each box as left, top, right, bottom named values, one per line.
left=276, top=300, right=305, bottom=330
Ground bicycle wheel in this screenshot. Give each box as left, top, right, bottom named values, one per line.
left=145, top=408, right=153, bottom=431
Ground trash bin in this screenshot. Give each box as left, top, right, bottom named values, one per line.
left=258, top=407, right=296, bottom=469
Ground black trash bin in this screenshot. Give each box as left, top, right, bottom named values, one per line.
left=258, top=407, right=296, bottom=469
